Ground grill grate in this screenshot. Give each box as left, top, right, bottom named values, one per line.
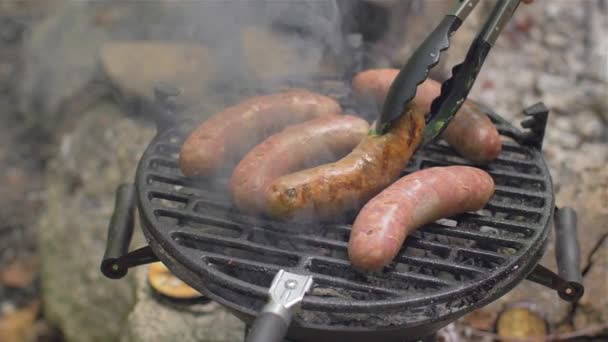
left=136, top=82, right=554, bottom=331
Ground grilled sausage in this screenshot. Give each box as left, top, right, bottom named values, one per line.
left=352, top=69, right=502, bottom=163
left=349, top=166, right=495, bottom=271
left=179, top=90, right=342, bottom=177
left=230, top=115, right=370, bottom=214
left=266, top=103, right=425, bottom=221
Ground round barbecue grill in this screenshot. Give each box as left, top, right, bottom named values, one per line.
left=101, top=79, right=584, bottom=342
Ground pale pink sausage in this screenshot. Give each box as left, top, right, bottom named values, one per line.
left=348, top=166, right=495, bottom=271
left=179, top=90, right=342, bottom=177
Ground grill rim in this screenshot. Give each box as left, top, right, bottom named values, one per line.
left=134, top=103, right=554, bottom=328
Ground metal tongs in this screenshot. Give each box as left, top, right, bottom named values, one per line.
left=376, top=0, right=522, bottom=146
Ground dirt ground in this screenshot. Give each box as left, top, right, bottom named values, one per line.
left=0, top=0, right=606, bottom=341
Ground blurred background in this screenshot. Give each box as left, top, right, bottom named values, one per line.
left=0, top=0, right=605, bottom=341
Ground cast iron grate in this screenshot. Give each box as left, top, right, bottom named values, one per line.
left=135, top=80, right=554, bottom=330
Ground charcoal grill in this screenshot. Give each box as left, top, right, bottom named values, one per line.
left=100, top=78, right=584, bottom=342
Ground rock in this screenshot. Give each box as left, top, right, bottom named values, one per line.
left=552, top=116, right=575, bottom=132
left=536, top=73, right=572, bottom=94
left=101, top=41, right=213, bottom=110
left=123, top=269, right=243, bottom=342
left=574, top=236, right=608, bottom=329
left=39, top=100, right=245, bottom=341
left=574, top=112, right=604, bottom=140
left=556, top=131, right=581, bottom=149
left=19, top=1, right=110, bottom=131
left=39, top=102, right=151, bottom=342
left=544, top=33, right=568, bottom=49
left=240, top=26, right=331, bottom=82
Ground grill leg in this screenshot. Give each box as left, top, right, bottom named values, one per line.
left=100, top=184, right=159, bottom=279
left=525, top=207, right=584, bottom=302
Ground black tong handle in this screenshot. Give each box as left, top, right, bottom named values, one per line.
left=376, top=0, right=483, bottom=133
left=421, top=0, right=522, bottom=146
left=377, top=15, right=462, bottom=133
left=422, top=38, right=491, bottom=144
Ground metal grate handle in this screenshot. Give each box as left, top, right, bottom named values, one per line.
left=553, top=207, right=584, bottom=300
left=101, top=184, right=158, bottom=279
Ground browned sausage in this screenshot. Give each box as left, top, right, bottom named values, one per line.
left=179, top=90, right=342, bottom=177
left=352, top=69, right=502, bottom=163
left=230, top=115, right=369, bottom=214
left=265, top=103, right=425, bottom=221
left=348, top=165, right=495, bottom=271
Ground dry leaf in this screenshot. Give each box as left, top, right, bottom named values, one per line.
left=497, top=307, right=548, bottom=341
left=147, top=262, right=202, bottom=299
left=0, top=301, right=40, bottom=342
left=0, top=257, right=38, bottom=288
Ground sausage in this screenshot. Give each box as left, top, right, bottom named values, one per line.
left=348, top=165, right=495, bottom=271
left=230, top=115, right=369, bottom=214
left=352, top=69, right=502, bottom=163
left=179, top=90, right=342, bottom=177
left=265, top=103, right=425, bottom=221
left=441, top=101, right=502, bottom=163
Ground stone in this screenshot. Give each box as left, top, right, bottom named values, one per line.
left=39, top=102, right=152, bottom=342
left=240, top=26, right=331, bottom=82
left=574, top=111, right=604, bottom=140
left=536, top=73, right=572, bottom=94
left=122, top=269, right=243, bottom=342
left=18, top=1, right=110, bottom=131
left=552, top=116, right=575, bottom=132
left=556, top=131, right=581, bottom=149
left=101, top=41, right=213, bottom=110
left=544, top=33, right=568, bottom=49
left=39, top=101, right=244, bottom=341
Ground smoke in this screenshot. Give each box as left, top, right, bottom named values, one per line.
left=19, top=0, right=364, bottom=125
left=16, top=0, right=447, bottom=222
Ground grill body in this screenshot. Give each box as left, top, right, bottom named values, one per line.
left=135, top=84, right=554, bottom=341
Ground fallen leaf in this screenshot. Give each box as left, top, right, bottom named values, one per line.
left=147, top=262, right=202, bottom=299
left=497, top=307, right=548, bottom=341
left=0, top=301, right=40, bottom=342
left=0, top=257, right=38, bottom=288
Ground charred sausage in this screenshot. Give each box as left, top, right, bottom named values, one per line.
left=352, top=69, right=502, bottom=163
left=348, top=165, right=495, bottom=271
left=230, top=115, right=369, bottom=214
left=179, top=90, right=342, bottom=177
left=265, top=103, right=425, bottom=221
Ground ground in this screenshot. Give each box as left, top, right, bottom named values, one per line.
left=0, top=1, right=606, bottom=341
